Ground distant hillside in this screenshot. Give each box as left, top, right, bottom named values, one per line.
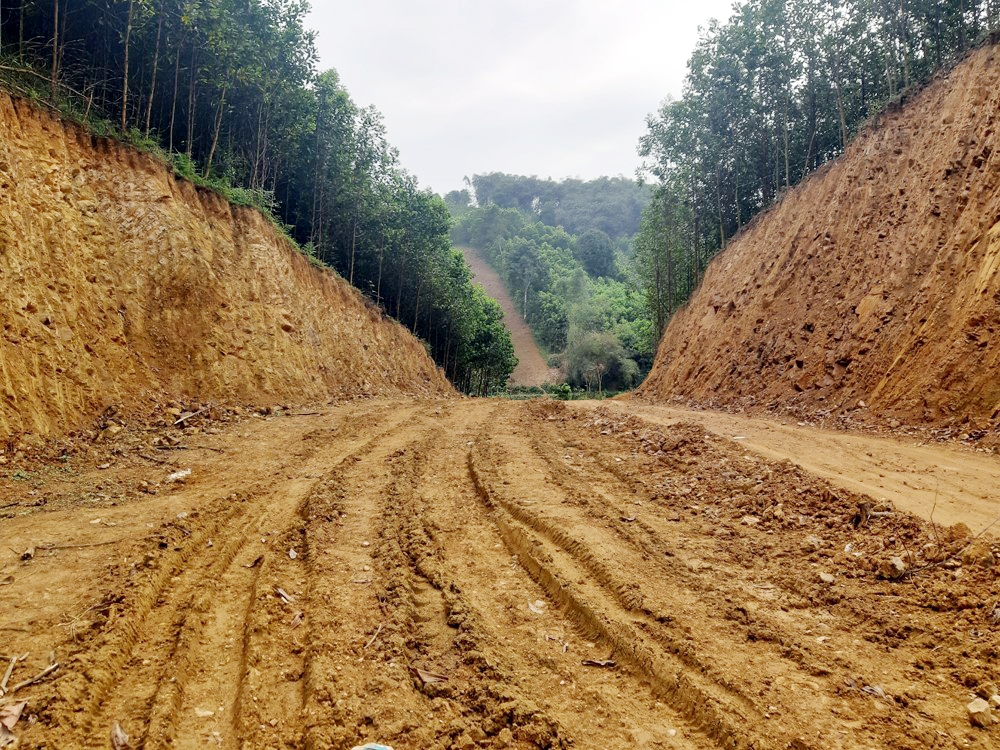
left=0, top=92, right=451, bottom=441
left=637, top=44, right=1000, bottom=432
left=456, top=173, right=651, bottom=239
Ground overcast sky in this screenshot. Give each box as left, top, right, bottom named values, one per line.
left=306, top=1, right=737, bottom=196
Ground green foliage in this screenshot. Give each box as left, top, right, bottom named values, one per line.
left=443, top=189, right=473, bottom=217
left=451, top=198, right=655, bottom=392
left=636, top=0, right=1000, bottom=325
left=565, top=331, right=639, bottom=395
left=468, top=173, right=652, bottom=239
left=574, top=229, right=616, bottom=278
left=0, top=0, right=511, bottom=395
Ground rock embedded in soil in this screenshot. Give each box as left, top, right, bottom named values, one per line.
left=968, top=697, right=994, bottom=728
left=960, top=540, right=996, bottom=568
left=879, top=556, right=908, bottom=580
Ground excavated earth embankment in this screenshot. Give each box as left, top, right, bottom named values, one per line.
left=0, top=91, right=450, bottom=443
left=637, top=43, right=1000, bottom=434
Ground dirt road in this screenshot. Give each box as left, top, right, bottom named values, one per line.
left=460, top=246, right=556, bottom=387
left=2, top=399, right=999, bottom=749
left=611, top=401, right=1000, bottom=533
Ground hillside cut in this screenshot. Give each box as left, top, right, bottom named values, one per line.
left=638, top=44, right=1000, bottom=430
left=0, top=92, right=450, bottom=441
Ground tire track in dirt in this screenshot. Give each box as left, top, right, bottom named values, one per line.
left=509, top=409, right=866, bottom=744
left=521, top=401, right=999, bottom=749
left=183, top=404, right=442, bottom=749
left=401, top=405, right=714, bottom=749
left=467, top=425, right=773, bottom=750
left=291, top=400, right=566, bottom=749
left=243, top=405, right=449, bottom=749
left=58, top=402, right=426, bottom=748
left=270, top=402, right=520, bottom=749
left=376, top=406, right=572, bottom=748
left=11, top=398, right=1000, bottom=750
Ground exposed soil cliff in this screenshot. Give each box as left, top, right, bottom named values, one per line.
left=0, top=92, right=451, bottom=441
left=638, top=44, right=1000, bottom=432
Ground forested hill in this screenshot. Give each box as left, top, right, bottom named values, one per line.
left=449, top=176, right=654, bottom=394
left=0, top=0, right=515, bottom=395
left=448, top=174, right=651, bottom=240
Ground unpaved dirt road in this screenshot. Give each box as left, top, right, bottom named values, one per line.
left=610, top=401, right=1000, bottom=534
left=460, top=246, right=556, bottom=387
left=2, top=399, right=999, bottom=749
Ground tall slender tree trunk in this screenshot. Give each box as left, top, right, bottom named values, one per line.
left=50, top=0, right=59, bottom=99
left=652, top=200, right=665, bottom=337
left=120, top=0, right=135, bottom=132
left=715, top=166, right=726, bottom=249
left=690, top=174, right=703, bottom=284
left=349, top=210, right=359, bottom=285
left=251, top=99, right=266, bottom=188
left=443, top=329, right=452, bottom=380
left=899, top=0, right=912, bottom=88
left=259, top=105, right=274, bottom=189
left=309, top=109, right=326, bottom=246
left=664, top=194, right=674, bottom=317
left=833, top=79, right=848, bottom=149
left=185, top=44, right=198, bottom=157
left=783, top=94, right=791, bottom=189
left=168, top=34, right=183, bottom=152
left=144, top=12, right=163, bottom=137
left=412, top=278, right=422, bottom=332
left=395, top=257, right=406, bottom=317
left=734, top=168, right=742, bottom=230
left=57, top=0, right=66, bottom=87
left=204, top=82, right=228, bottom=178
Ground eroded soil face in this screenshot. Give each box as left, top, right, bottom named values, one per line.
left=637, top=44, right=1000, bottom=432
left=2, top=399, right=999, bottom=749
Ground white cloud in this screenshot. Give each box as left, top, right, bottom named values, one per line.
left=307, top=0, right=736, bottom=193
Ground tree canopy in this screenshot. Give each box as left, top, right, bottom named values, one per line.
left=467, top=173, right=651, bottom=240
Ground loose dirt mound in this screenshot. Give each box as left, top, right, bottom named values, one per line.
left=638, top=44, right=1000, bottom=433
left=3, top=400, right=998, bottom=749
left=0, top=92, right=450, bottom=443
left=459, top=245, right=557, bottom=386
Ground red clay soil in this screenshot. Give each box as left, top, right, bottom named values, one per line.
left=460, top=245, right=557, bottom=386
left=637, top=43, right=1000, bottom=437
left=0, top=91, right=450, bottom=444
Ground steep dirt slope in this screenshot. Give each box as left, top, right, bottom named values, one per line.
left=0, top=92, right=450, bottom=442
left=638, top=44, right=1000, bottom=432
left=459, top=245, right=556, bottom=386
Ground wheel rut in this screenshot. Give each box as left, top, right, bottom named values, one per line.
left=10, top=398, right=999, bottom=750
left=56, top=402, right=427, bottom=749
